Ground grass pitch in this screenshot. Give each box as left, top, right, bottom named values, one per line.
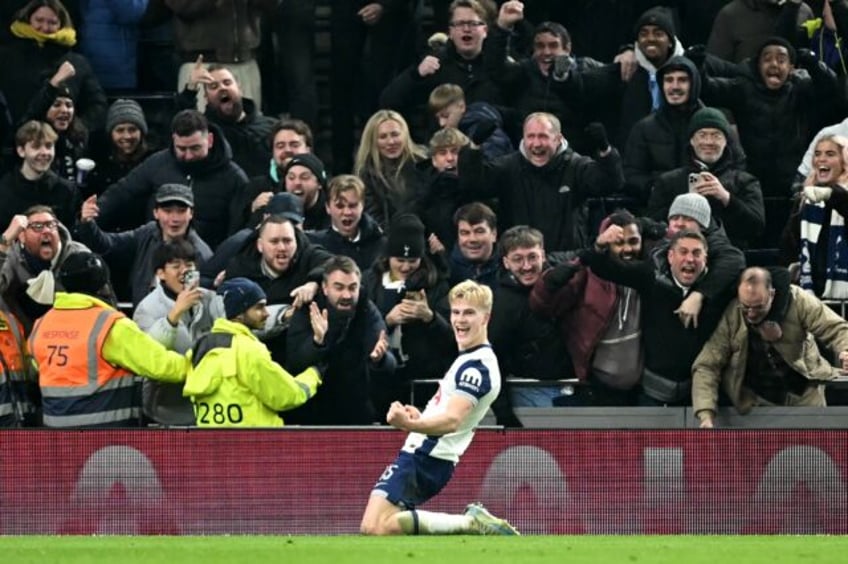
left=1, top=535, right=846, bottom=564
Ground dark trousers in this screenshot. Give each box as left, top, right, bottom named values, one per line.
left=268, top=0, right=319, bottom=127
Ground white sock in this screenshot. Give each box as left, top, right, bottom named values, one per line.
left=397, top=510, right=474, bottom=535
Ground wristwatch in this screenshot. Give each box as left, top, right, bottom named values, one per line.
left=0, top=234, right=9, bottom=247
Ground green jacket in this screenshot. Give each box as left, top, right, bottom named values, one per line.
left=693, top=286, right=848, bottom=416
left=184, top=318, right=321, bottom=427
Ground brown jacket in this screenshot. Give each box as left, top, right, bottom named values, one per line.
left=692, top=285, right=848, bottom=416
left=165, top=0, right=276, bottom=62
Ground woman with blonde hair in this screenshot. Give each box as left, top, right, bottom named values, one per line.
left=354, top=109, right=428, bottom=230
left=781, top=134, right=848, bottom=298
left=0, top=0, right=107, bottom=130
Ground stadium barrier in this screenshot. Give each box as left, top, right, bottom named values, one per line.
left=0, top=428, right=845, bottom=535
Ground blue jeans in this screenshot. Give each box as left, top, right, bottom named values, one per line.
left=509, top=386, right=564, bottom=407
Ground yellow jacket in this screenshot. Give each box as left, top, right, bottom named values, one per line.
left=184, top=318, right=321, bottom=427
left=48, top=292, right=188, bottom=383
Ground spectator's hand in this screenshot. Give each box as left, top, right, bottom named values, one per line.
left=544, top=263, right=579, bottom=291
left=370, top=329, right=389, bottom=362
left=309, top=301, right=329, bottom=345
left=596, top=223, right=625, bottom=249
left=552, top=54, right=573, bottom=81
left=169, top=286, right=203, bottom=323
left=385, top=303, right=408, bottom=327
left=684, top=44, right=707, bottom=69
left=804, top=185, right=833, bottom=203
left=188, top=54, right=214, bottom=90
left=80, top=195, right=99, bottom=222
left=3, top=215, right=28, bottom=246
left=469, top=118, right=497, bottom=146
left=418, top=55, right=441, bottom=77
left=613, top=49, right=638, bottom=81
left=290, top=281, right=318, bottom=309
left=427, top=233, right=446, bottom=255
left=674, top=291, right=704, bottom=329
left=251, top=191, right=274, bottom=213
left=357, top=3, right=384, bottom=25
left=694, top=173, right=730, bottom=206
left=213, top=270, right=226, bottom=288
left=699, top=415, right=714, bottom=429
left=584, top=122, right=610, bottom=155
left=401, top=293, right=433, bottom=323
left=497, top=1, right=524, bottom=30
left=839, top=350, right=848, bottom=373
left=50, top=61, right=76, bottom=87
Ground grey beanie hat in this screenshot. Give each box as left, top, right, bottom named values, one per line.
left=668, top=193, right=711, bottom=229
left=106, top=99, right=148, bottom=136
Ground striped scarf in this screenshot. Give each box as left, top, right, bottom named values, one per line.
left=798, top=200, right=848, bottom=298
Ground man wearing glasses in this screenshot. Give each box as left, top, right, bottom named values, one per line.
left=0, top=205, right=108, bottom=334
left=693, top=266, right=848, bottom=428
left=380, top=0, right=504, bottom=114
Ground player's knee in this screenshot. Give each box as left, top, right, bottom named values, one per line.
left=360, top=519, right=385, bottom=536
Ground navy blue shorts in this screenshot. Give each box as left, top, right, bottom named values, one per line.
left=371, top=451, right=456, bottom=509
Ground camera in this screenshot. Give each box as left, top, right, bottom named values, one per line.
left=182, top=269, right=200, bottom=289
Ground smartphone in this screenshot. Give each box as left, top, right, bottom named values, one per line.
left=404, top=290, right=424, bottom=302
left=182, top=270, right=200, bottom=290
left=688, top=173, right=701, bottom=192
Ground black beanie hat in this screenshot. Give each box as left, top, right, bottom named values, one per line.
left=283, top=153, right=328, bottom=189
left=386, top=214, right=426, bottom=259
left=58, top=252, right=109, bottom=295
left=688, top=107, right=731, bottom=139
left=634, top=7, right=676, bottom=44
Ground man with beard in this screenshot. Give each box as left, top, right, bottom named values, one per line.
left=693, top=267, right=848, bottom=428
left=95, top=110, right=248, bottom=248
left=238, top=119, right=314, bottom=227
left=308, top=175, right=385, bottom=272
left=648, top=107, right=764, bottom=249
left=580, top=228, right=735, bottom=406
left=281, top=153, right=330, bottom=231
left=0, top=205, right=111, bottom=334
left=183, top=277, right=323, bottom=428
left=77, top=183, right=213, bottom=306
left=178, top=64, right=276, bottom=178
left=285, top=255, right=395, bottom=425
left=489, top=225, right=573, bottom=415
left=458, top=112, right=623, bottom=252
left=223, top=215, right=333, bottom=365
left=0, top=121, right=78, bottom=231
left=530, top=211, right=644, bottom=406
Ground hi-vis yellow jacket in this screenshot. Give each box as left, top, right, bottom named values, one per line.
left=184, top=318, right=321, bottom=427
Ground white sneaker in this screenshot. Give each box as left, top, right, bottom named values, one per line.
left=464, top=502, right=520, bottom=535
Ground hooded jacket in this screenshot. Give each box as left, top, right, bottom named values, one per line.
left=458, top=140, right=624, bottom=251
left=307, top=212, right=385, bottom=272
left=183, top=317, right=322, bottom=427
left=96, top=122, right=249, bottom=248
left=0, top=168, right=79, bottom=232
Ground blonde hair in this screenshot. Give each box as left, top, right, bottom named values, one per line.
left=449, top=280, right=493, bottom=313
left=428, top=84, right=465, bottom=114
left=805, top=135, right=848, bottom=187
left=328, top=174, right=365, bottom=203
left=429, top=127, right=470, bottom=151
left=354, top=109, right=427, bottom=187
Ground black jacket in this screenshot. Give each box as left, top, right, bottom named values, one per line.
left=176, top=92, right=276, bottom=178
left=648, top=152, right=765, bottom=249
left=96, top=122, right=248, bottom=248
left=0, top=169, right=79, bottom=231
left=307, top=212, right=385, bottom=272
left=285, top=291, right=397, bottom=425
left=458, top=142, right=624, bottom=251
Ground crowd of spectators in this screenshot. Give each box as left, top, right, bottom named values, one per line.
left=3, top=0, right=848, bottom=429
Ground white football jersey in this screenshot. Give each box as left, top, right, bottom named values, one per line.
left=401, top=343, right=501, bottom=463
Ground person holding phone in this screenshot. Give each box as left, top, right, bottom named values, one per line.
left=648, top=107, right=765, bottom=249
left=133, top=239, right=225, bottom=426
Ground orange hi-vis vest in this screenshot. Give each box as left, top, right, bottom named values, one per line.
left=29, top=306, right=138, bottom=427
left=0, top=307, right=31, bottom=425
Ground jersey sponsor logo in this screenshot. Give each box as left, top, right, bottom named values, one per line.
left=458, top=367, right=483, bottom=393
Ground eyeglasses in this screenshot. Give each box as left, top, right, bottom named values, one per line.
left=27, top=220, right=59, bottom=232
left=506, top=253, right=543, bottom=267
left=449, top=20, right=486, bottom=29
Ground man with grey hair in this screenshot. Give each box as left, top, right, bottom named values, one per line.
left=693, top=266, right=848, bottom=428
left=458, top=111, right=624, bottom=251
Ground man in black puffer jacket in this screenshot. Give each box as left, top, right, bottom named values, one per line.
left=96, top=110, right=248, bottom=248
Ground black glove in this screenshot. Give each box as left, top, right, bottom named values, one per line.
left=639, top=216, right=668, bottom=241
left=584, top=122, right=610, bottom=154
left=796, top=48, right=819, bottom=70
left=469, top=118, right=497, bottom=146
left=684, top=44, right=707, bottom=69
left=544, top=262, right=579, bottom=292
